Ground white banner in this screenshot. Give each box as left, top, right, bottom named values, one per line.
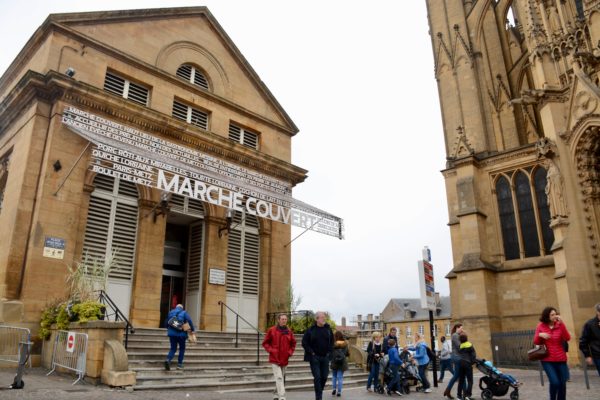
left=62, top=107, right=343, bottom=238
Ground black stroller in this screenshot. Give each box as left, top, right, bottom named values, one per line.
left=475, top=359, right=520, bottom=400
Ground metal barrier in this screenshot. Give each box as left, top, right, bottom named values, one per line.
left=47, top=330, right=88, bottom=384
left=0, top=325, right=32, bottom=367
left=491, top=330, right=538, bottom=369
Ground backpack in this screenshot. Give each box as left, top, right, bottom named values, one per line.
left=332, top=348, right=345, bottom=367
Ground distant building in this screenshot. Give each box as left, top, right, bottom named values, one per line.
left=381, top=295, right=451, bottom=350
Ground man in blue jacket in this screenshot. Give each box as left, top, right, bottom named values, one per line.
left=165, top=304, right=195, bottom=370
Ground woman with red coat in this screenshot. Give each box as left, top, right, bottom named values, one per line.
left=534, top=306, right=571, bottom=400
left=263, top=314, right=297, bottom=400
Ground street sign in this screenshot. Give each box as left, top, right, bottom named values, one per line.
left=43, top=236, right=66, bottom=260
left=418, top=251, right=436, bottom=310
left=66, top=331, right=76, bottom=353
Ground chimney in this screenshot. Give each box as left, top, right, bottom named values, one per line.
left=341, top=317, right=347, bottom=327
left=435, top=292, right=441, bottom=306
left=367, top=313, right=373, bottom=322
left=357, top=314, right=362, bottom=322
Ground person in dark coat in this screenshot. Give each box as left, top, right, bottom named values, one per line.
left=382, top=327, right=399, bottom=355
left=579, top=302, right=600, bottom=376
left=302, top=311, right=334, bottom=400
left=164, top=304, right=194, bottom=370
left=456, top=334, right=477, bottom=400
left=263, top=314, right=297, bottom=400
left=330, top=331, right=350, bottom=397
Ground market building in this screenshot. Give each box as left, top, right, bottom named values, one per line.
left=0, top=7, right=342, bottom=336
left=425, top=0, right=600, bottom=362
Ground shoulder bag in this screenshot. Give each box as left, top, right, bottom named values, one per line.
left=527, top=344, right=548, bottom=361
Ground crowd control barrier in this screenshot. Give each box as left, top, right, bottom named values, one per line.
left=0, top=325, right=32, bottom=367
left=47, top=330, right=88, bottom=384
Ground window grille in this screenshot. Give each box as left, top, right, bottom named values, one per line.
left=176, top=64, right=210, bottom=90
left=228, top=124, right=259, bottom=150
left=103, top=71, right=149, bottom=106
left=172, top=100, right=209, bottom=130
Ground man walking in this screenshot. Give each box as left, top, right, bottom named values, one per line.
left=302, top=311, right=334, bottom=400
left=263, top=314, right=297, bottom=400
left=164, top=304, right=194, bottom=370
left=580, top=303, right=600, bottom=376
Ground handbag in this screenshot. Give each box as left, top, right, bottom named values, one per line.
left=182, top=322, right=191, bottom=332
left=527, top=344, right=548, bottom=361
left=167, top=311, right=184, bottom=331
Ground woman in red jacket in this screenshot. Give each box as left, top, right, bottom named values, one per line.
left=263, top=314, right=297, bottom=400
left=534, top=306, right=571, bottom=400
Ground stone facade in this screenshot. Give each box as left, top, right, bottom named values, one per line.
left=0, top=7, right=307, bottom=340
left=425, top=0, right=600, bottom=362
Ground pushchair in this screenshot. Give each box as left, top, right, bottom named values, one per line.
left=475, top=358, right=520, bottom=400
left=400, top=362, right=422, bottom=393
left=375, top=358, right=412, bottom=395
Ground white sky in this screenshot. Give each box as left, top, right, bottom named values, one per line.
left=0, top=0, right=452, bottom=325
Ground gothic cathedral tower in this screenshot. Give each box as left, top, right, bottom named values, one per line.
left=425, top=0, right=600, bottom=361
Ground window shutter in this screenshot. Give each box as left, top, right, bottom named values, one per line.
left=126, top=81, right=149, bottom=106
left=177, top=64, right=209, bottom=90
left=193, top=71, right=209, bottom=90
left=226, top=229, right=242, bottom=293
left=190, top=108, right=208, bottom=130
left=109, top=201, right=138, bottom=280
left=172, top=100, right=208, bottom=130
left=103, top=72, right=125, bottom=97
left=176, top=64, right=193, bottom=82
left=172, top=101, right=189, bottom=122
left=242, top=228, right=259, bottom=295
left=187, top=223, right=204, bottom=291
left=82, top=196, right=112, bottom=261
left=229, top=124, right=242, bottom=142
left=103, top=72, right=149, bottom=106
left=170, top=193, right=186, bottom=214
left=228, top=124, right=258, bottom=150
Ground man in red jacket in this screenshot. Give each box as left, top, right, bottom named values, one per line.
left=263, top=314, right=297, bottom=400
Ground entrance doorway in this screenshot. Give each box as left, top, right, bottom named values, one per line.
left=158, top=195, right=205, bottom=328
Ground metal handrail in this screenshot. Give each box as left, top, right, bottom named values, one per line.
left=218, top=300, right=262, bottom=366
left=97, top=290, right=135, bottom=349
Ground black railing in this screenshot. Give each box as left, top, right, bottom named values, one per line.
left=218, top=301, right=262, bottom=366
left=97, top=290, right=135, bottom=349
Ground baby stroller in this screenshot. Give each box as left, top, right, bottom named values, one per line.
left=376, top=358, right=411, bottom=395
left=475, top=359, right=520, bottom=400
left=400, top=362, right=422, bottom=393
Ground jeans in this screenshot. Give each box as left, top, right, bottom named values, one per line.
left=457, top=362, right=473, bottom=398
left=166, top=335, right=186, bottom=365
left=446, top=356, right=465, bottom=393
left=271, top=364, right=286, bottom=400
left=332, top=369, right=344, bottom=393
left=439, top=358, right=454, bottom=381
left=418, top=362, right=430, bottom=390
left=309, top=355, right=330, bottom=400
left=367, top=361, right=380, bottom=389
left=594, top=358, right=600, bottom=376
left=541, top=361, right=569, bottom=400
left=388, top=364, right=400, bottom=392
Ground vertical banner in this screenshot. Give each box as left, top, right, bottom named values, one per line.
left=418, top=246, right=436, bottom=311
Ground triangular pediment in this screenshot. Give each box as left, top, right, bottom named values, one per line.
left=566, top=66, right=600, bottom=132
left=48, top=7, right=297, bottom=134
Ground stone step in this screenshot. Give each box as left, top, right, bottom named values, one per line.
left=128, top=359, right=309, bottom=368
left=126, top=344, right=277, bottom=353
left=133, top=364, right=365, bottom=378
left=127, top=353, right=304, bottom=362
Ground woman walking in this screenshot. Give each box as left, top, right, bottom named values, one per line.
left=164, top=304, right=195, bottom=370
left=438, top=335, right=454, bottom=383
left=408, top=332, right=432, bottom=393
left=366, top=331, right=384, bottom=392
left=443, top=323, right=464, bottom=399
left=534, top=306, right=571, bottom=400
left=331, top=331, right=349, bottom=397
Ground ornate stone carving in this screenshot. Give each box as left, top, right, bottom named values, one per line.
left=574, top=91, right=599, bottom=119
left=544, top=158, right=569, bottom=219
left=449, top=126, right=475, bottom=159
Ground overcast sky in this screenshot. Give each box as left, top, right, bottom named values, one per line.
left=0, top=0, right=452, bottom=325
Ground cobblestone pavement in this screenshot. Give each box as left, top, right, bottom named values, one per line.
left=0, top=367, right=598, bottom=399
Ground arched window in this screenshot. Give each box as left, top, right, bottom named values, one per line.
left=82, top=174, right=139, bottom=315
left=515, top=171, right=540, bottom=257
left=533, top=168, right=554, bottom=253
left=496, top=175, right=520, bottom=260
left=176, top=64, right=209, bottom=90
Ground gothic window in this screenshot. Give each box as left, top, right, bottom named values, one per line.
left=515, top=171, right=540, bottom=257
left=495, top=167, right=554, bottom=261
left=496, top=175, right=520, bottom=260
left=533, top=168, right=555, bottom=253
left=82, top=174, right=139, bottom=281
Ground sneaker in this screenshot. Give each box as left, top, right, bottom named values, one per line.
left=424, top=388, right=432, bottom=393
left=176, top=364, right=184, bottom=370
left=367, top=387, right=372, bottom=392
left=164, top=361, right=170, bottom=371
left=394, top=391, right=403, bottom=396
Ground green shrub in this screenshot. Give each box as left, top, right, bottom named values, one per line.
left=39, top=300, right=105, bottom=340
left=71, top=301, right=104, bottom=323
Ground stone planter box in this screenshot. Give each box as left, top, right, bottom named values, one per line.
left=41, top=320, right=126, bottom=381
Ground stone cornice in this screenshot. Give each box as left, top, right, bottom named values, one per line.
left=477, top=143, right=537, bottom=168
left=0, top=8, right=299, bottom=136
left=0, top=71, right=308, bottom=186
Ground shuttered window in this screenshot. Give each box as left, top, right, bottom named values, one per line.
left=187, top=223, right=204, bottom=291
left=169, top=194, right=205, bottom=218
left=172, top=100, right=209, bottom=130
left=103, top=71, right=149, bottom=107
left=82, top=174, right=139, bottom=281
left=228, top=124, right=259, bottom=150
left=226, top=211, right=260, bottom=295
left=176, top=64, right=210, bottom=90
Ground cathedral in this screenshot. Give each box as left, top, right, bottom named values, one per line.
left=425, top=0, right=600, bottom=362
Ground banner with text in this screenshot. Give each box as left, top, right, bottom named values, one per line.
left=62, top=107, right=343, bottom=239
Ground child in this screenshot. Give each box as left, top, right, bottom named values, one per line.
left=458, top=333, right=476, bottom=400
left=482, top=360, right=520, bottom=386
left=386, top=338, right=403, bottom=396
left=331, top=331, right=349, bottom=397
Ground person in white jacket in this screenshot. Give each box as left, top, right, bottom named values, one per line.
left=438, top=336, right=454, bottom=383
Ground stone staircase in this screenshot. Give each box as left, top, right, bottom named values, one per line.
left=127, top=328, right=368, bottom=393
